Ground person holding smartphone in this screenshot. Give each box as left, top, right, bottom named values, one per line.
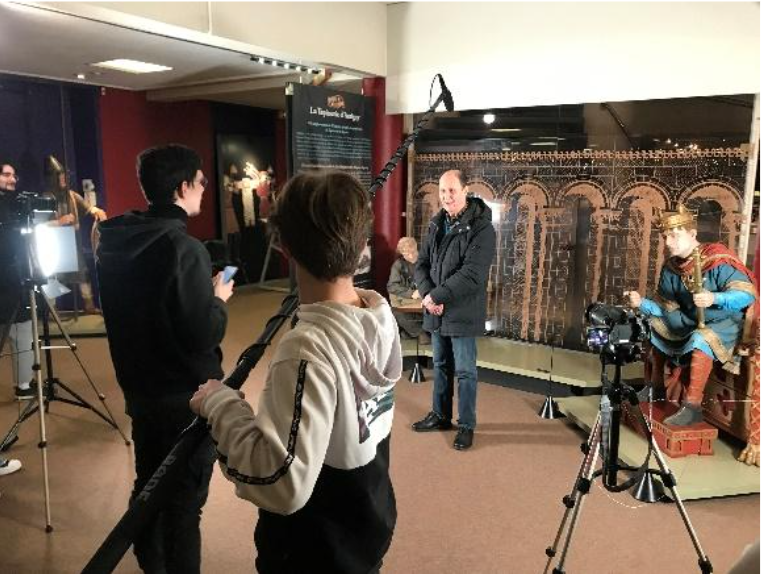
left=97, top=144, right=234, bottom=574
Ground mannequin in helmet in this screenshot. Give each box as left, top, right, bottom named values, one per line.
left=42, top=155, right=107, bottom=313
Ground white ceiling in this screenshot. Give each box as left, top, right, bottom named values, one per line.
left=0, top=2, right=361, bottom=109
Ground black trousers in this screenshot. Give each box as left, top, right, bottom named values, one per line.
left=126, top=392, right=216, bottom=574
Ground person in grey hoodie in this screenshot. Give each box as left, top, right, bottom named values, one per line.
left=191, top=170, right=402, bottom=574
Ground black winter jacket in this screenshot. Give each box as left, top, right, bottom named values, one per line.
left=415, top=197, right=496, bottom=337
left=96, top=204, right=227, bottom=399
left=0, top=192, right=30, bottom=324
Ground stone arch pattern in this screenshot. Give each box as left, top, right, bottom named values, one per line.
left=500, top=181, right=550, bottom=341
left=680, top=181, right=743, bottom=251
left=411, top=149, right=749, bottom=349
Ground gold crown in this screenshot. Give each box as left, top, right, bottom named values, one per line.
left=655, top=204, right=696, bottom=231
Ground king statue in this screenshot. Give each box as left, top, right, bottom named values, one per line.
left=624, top=204, right=759, bottom=465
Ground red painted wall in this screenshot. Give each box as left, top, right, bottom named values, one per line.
left=99, top=89, right=217, bottom=240
left=362, top=78, right=405, bottom=294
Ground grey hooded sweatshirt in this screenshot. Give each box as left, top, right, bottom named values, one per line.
left=200, top=288, right=402, bottom=574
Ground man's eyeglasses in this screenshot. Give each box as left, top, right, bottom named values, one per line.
left=1, top=172, right=19, bottom=181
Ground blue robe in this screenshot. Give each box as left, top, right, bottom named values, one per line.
left=640, top=258, right=756, bottom=373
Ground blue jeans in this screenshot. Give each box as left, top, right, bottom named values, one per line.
left=431, top=332, right=478, bottom=429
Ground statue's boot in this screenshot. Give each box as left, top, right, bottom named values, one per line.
left=663, top=351, right=713, bottom=426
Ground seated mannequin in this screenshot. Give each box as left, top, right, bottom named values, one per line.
left=624, top=204, right=758, bottom=465
left=387, top=236, right=427, bottom=343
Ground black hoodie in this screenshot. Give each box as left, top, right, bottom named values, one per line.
left=0, top=192, right=30, bottom=323
left=96, top=204, right=226, bottom=399
left=415, top=197, right=496, bottom=337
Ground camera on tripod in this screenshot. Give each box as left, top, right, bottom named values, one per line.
left=7, top=191, right=57, bottom=225
left=585, top=302, right=650, bottom=365
left=546, top=302, right=714, bottom=574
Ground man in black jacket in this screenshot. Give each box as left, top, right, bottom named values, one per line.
left=0, top=160, right=35, bottom=401
left=0, top=159, right=25, bottom=476
left=412, top=169, right=496, bottom=450
left=97, top=145, right=234, bottom=573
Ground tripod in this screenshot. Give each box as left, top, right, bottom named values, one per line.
left=543, top=353, right=713, bottom=574
left=0, top=226, right=129, bottom=532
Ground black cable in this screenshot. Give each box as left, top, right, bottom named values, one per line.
left=368, top=77, right=449, bottom=200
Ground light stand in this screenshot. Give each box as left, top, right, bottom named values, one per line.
left=538, top=337, right=564, bottom=420
left=630, top=385, right=664, bottom=503
left=409, top=334, right=425, bottom=384
left=0, top=213, right=130, bottom=531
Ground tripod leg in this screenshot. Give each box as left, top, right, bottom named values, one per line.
left=0, top=398, right=40, bottom=451
left=649, top=434, right=713, bottom=573
left=550, top=433, right=602, bottom=574
left=41, top=295, right=131, bottom=446
left=628, top=401, right=713, bottom=573
left=544, top=413, right=602, bottom=574
left=28, top=289, right=53, bottom=531
left=53, top=380, right=125, bottom=434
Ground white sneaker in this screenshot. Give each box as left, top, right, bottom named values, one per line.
left=0, top=458, right=22, bottom=476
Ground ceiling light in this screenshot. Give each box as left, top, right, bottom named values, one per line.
left=91, top=59, right=172, bottom=74
left=76, top=73, right=86, bottom=80
left=483, top=113, right=496, bottom=125
left=250, top=55, right=321, bottom=74
left=491, top=128, right=521, bottom=133
left=530, top=142, right=557, bottom=146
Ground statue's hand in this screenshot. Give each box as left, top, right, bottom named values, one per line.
left=623, top=291, right=642, bottom=309
left=693, top=290, right=715, bottom=309
left=737, top=443, right=760, bottom=467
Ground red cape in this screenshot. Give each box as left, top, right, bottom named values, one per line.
left=670, top=243, right=755, bottom=286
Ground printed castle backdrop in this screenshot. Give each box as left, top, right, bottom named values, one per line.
left=411, top=147, right=752, bottom=349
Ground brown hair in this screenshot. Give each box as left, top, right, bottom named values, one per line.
left=270, top=170, right=373, bottom=281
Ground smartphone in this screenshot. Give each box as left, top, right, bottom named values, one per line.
left=222, top=265, right=238, bottom=284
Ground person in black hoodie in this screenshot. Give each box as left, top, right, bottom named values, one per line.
left=0, top=160, right=35, bottom=401
left=412, top=169, right=496, bottom=451
left=96, top=144, right=234, bottom=574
